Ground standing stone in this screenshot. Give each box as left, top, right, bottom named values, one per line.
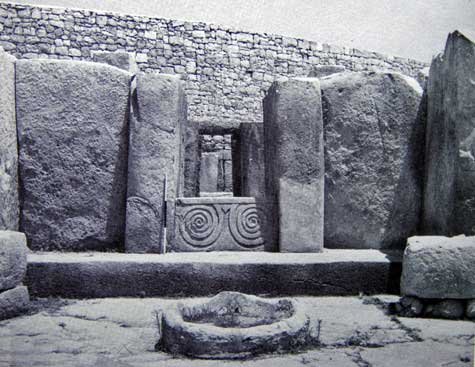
left=16, top=59, right=131, bottom=251
left=401, top=235, right=475, bottom=299
left=423, top=31, right=475, bottom=236
left=263, top=78, right=324, bottom=252
left=183, top=124, right=200, bottom=197
left=0, top=231, right=27, bottom=291
left=91, top=51, right=138, bottom=73
left=125, top=73, right=186, bottom=253
left=0, top=286, right=29, bottom=320
left=199, top=152, right=219, bottom=193
left=0, top=48, right=19, bottom=231
left=321, top=71, right=424, bottom=249
left=240, top=123, right=265, bottom=200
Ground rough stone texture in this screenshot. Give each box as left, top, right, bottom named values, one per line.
left=183, top=124, right=200, bottom=197
left=263, top=78, right=324, bottom=253
left=16, top=59, right=131, bottom=251
left=423, top=31, right=475, bottom=236
left=401, top=235, right=475, bottom=299
left=321, top=71, right=424, bottom=249
left=199, top=152, right=219, bottom=193
left=0, top=285, right=29, bottom=320
left=0, top=47, right=19, bottom=231
left=159, top=292, right=311, bottom=358
left=173, top=197, right=266, bottom=252
left=125, top=73, right=186, bottom=253
left=430, top=300, right=465, bottom=319
left=25, top=250, right=402, bottom=298
left=240, top=123, right=265, bottom=200
left=0, top=231, right=27, bottom=291
left=466, top=299, right=475, bottom=319
left=0, top=2, right=427, bottom=127
left=91, top=50, right=138, bottom=73
left=307, top=65, right=346, bottom=77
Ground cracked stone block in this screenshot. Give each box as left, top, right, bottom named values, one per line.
left=0, top=231, right=27, bottom=291
left=16, top=59, right=132, bottom=251
left=0, top=286, right=29, bottom=320
left=125, top=73, right=186, bottom=253
left=401, top=235, right=475, bottom=299
left=0, top=48, right=19, bottom=231
left=263, top=78, right=324, bottom=252
left=423, top=31, right=475, bottom=236
left=91, top=51, right=138, bottom=73
left=321, top=71, right=424, bottom=249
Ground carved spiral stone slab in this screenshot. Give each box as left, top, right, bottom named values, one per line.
left=179, top=205, right=222, bottom=248
left=229, top=204, right=266, bottom=247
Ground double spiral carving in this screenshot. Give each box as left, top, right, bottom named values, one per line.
left=229, top=204, right=266, bottom=248
left=179, top=205, right=222, bottom=248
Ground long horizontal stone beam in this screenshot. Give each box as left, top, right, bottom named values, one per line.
left=26, top=250, right=402, bottom=298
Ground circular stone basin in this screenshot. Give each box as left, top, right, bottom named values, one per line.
left=158, top=291, right=310, bottom=359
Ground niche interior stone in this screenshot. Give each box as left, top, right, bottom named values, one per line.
left=158, top=291, right=310, bottom=359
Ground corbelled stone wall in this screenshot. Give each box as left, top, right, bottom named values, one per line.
left=0, top=2, right=428, bottom=127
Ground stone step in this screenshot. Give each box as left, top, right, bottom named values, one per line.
left=26, top=250, right=403, bottom=298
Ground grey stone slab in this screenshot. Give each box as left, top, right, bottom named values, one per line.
left=240, top=123, right=265, bottom=200
left=199, top=152, right=219, bottom=193
left=91, top=50, right=138, bottom=73
left=321, top=71, right=424, bottom=249
left=401, top=235, right=475, bottom=299
left=0, top=231, right=27, bottom=291
left=16, top=59, right=131, bottom=251
left=0, top=285, right=29, bottom=320
left=0, top=48, right=19, bottom=231
left=25, top=250, right=402, bottom=298
left=125, top=73, right=186, bottom=253
left=173, top=196, right=266, bottom=251
left=183, top=124, right=200, bottom=197
left=263, top=78, right=324, bottom=253
left=423, top=31, right=475, bottom=236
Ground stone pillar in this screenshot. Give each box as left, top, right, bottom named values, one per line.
left=183, top=124, right=200, bottom=197
left=240, top=123, right=265, bottom=200
left=125, top=73, right=186, bottom=253
left=423, top=31, right=475, bottom=236
left=263, top=78, right=324, bottom=252
left=199, top=152, right=219, bottom=193
left=0, top=48, right=19, bottom=231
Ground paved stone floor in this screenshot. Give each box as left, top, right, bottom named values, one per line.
left=0, top=295, right=473, bottom=366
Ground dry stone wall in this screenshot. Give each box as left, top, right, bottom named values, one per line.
left=0, top=2, right=427, bottom=127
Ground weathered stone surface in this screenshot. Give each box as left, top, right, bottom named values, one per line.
left=466, top=299, right=475, bottom=319
left=240, top=123, right=265, bottom=200
left=173, top=197, right=266, bottom=251
left=307, top=65, right=345, bottom=78
left=321, top=71, right=424, bottom=249
left=0, top=48, right=19, bottom=231
left=401, top=235, right=475, bottom=299
left=199, top=152, right=219, bottom=193
left=430, top=300, right=465, bottom=319
left=263, top=78, right=324, bottom=252
left=183, top=124, right=200, bottom=197
left=159, top=292, right=311, bottom=358
left=91, top=50, right=138, bottom=73
left=125, top=73, right=186, bottom=253
left=0, top=231, right=27, bottom=291
left=0, top=285, right=29, bottom=320
left=423, top=31, right=475, bottom=236
left=16, top=59, right=131, bottom=251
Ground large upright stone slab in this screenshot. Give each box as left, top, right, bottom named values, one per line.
left=321, top=71, right=424, bottom=249
left=0, top=48, right=19, bottom=231
left=263, top=78, right=324, bottom=253
left=423, top=31, right=475, bottom=236
left=125, top=73, right=186, bottom=253
left=240, top=123, right=265, bottom=200
left=183, top=124, right=200, bottom=197
left=0, top=231, right=27, bottom=291
left=199, top=152, right=219, bottom=193
left=16, top=59, right=131, bottom=251
left=401, top=235, right=475, bottom=299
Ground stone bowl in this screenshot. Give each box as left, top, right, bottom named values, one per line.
left=157, top=291, right=310, bottom=359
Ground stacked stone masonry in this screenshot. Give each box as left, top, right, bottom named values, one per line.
left=0, top=2, right=427, bottom=127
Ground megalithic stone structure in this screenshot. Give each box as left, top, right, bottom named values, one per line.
left=240, top=123, right=265, bottom=201
left=125, top=73, right=186, bottom=253
left=423, top=31, right=475, bottom=236
left=0, top=48, right=19, bottom=231
left=263, top=78, right=324, bottom=252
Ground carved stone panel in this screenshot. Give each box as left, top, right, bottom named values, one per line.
left=173, top=197, right=266, bottom=252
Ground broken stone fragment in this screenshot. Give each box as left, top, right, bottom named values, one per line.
left=0, top=286, right=29, bottom=320
left=401, top=235, right=475, bottom=299
left=0, top=231, right=27, bottom=292
left=91, top=50, right=138, bottom=73
left=466, top=299, right=475, bottom=319
left=430, top=300, right=465, bottom=319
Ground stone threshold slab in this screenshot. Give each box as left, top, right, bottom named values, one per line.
left=26, top=250, right=402, bottom=298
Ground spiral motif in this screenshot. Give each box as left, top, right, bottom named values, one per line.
left=229, top=204, right=266, bottom=248
left=179, top=205, right=222, bottom=248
